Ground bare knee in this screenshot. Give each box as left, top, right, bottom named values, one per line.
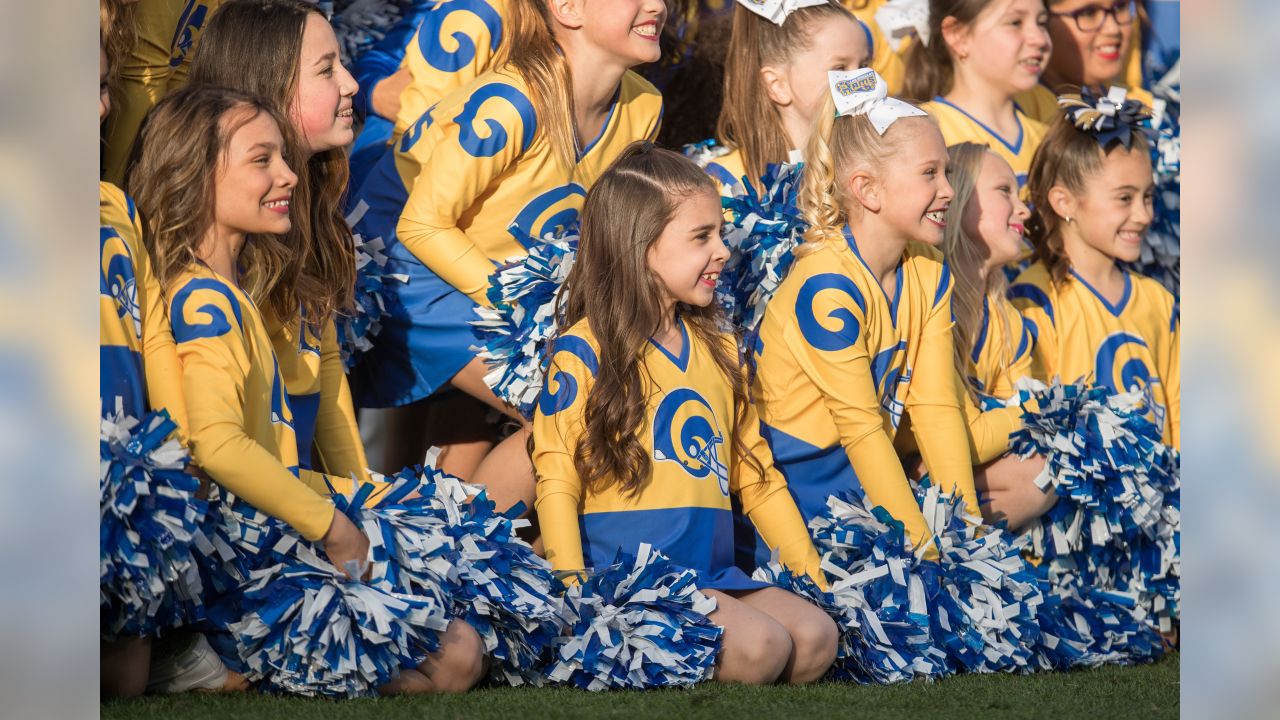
left=785, top=609, right=838, bottom=684
left=731, top=619, right=792, bottom=685
left=429, top=620, right=486, bottom=693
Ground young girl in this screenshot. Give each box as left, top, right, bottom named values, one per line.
left=1014, top=0, right=1155, bottom=123
left=533, top=143, right=836, bottom=686
left=906, top=0, right=1053, bottom=188
left=1011, top=89, right=1179, bottom=449
left=938, top=142, right=1054, bottom=530
left=129, top=84, right=485, bottom=696
left=188, top=0, right=370, bottom=485
left=699, top=0, right=870, bottom=194
left=346, top=0, right=664, bottom=504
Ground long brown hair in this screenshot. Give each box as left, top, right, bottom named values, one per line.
left=717, top=1, right=856, bottom=184
left=1025, top=96, right=1149, bottom=284
left=502, top=0, right=577, bottom=172
left=129, top=85, right=299, bottom=322
left=99, top=0, right=136, bottom=104
left=188, top=0, right=354, bottom=327
left=902, top=0, right=999, bottom=102
left=797, top=92, right=930, bottom=253
left=941, top=142, right=1014, bottom=380
left=553, top=143, right=765, bottom=499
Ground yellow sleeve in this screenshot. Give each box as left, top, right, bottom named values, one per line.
left=531, top=340, right=593, bottom=577
left=297, top=468, right=393, bottom=507
left=961, top=385, right=1018, bottom=466
left=1009, top=279, right=1059, bottom=382
left=731, top=393, right=825, bottom=586
left=1166, top=306, right=1180, bottom=449
left=311, top=320, right=372, bottom=483
left=906, top=267, right=979, bottom=515
left=784, top=279, right=935, bottom=555
left=140, top=262, right=190, bottom=442
left=395, top=80, right=537, bottom=304
left=170, top=279, right=336, bottom=541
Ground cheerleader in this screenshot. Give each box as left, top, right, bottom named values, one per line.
left=695, top=0, right=870, bottom=195
left=189, top=0, right=372, bottom=486
left=345, top=0, right=664, bottom=506
left=129, top=84, right=486, bottom=696
left=533, top=143, right=836, bottom=687
left=905, top=0, right=1053, bottom=189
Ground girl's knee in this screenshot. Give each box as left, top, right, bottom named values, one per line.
left=790, top=608, right=839, bottom=669
left=733, top=618, right=792, bottom=685
left=434, top=620, right=486, bottom=693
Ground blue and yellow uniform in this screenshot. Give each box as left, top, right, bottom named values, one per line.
left=959, top=296, right=1034, bottom=464
left=349, top=68, right=662, bottom=407
left=270, top=317, right=371, bottom=482
left=100, top=183, right=149, bottom=419
left=751, top=229, right=977, bottom=557
left=920, top=98, right=1049, bottom=189
left=533, top=318, right=822, bottom=589
left=168, top=264, right=340, bottom=541
left=701, top=145, right=750, bottom=197
left=1010, top=261, right=1180, bottom=448
left=391, top=0, right=510, bottom=147
left=101, top=0, right=225, bottom=184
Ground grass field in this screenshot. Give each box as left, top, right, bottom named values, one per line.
left=103, top=652, right=1179, bottom=720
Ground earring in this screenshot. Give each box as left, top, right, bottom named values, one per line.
left=1064, top=216, right=1074, bottom=223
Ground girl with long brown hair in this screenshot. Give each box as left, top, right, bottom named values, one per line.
left=906, top=0, right=1053, bottom=189
left=188, top=0, right=370, bottom=485
left=131, top=83, right=485, bottom=697
left=345, top=0, right=664, bottom=511
left=533, top=142, right=836, bottom=686
left=697, top=0, right=869, bottom=194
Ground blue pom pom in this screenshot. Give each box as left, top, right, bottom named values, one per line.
left=1129, top=91, right=1179, bottom=295
left=749, top=562, right=867, bottom=681
left=328, top=0, right=405, bottom=67
left=470, top=225, right=579, bottom=420
left=719, top=162, right=807, bottom=340
left=229, top=532, right=449, bottom=698
left=548, top=545, right=724, bottom=690
left=338, top=199, right=410, bottom=367
left=1009, top=380, right=1180, bottom=636
left=808, top=494, right=951, bottom=683
left=100, top=408, right=208, bottom=638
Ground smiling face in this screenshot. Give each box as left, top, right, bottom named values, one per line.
left=646, top=189, right=729, bottom=310
left=580, top=0, right=667, bottom=68
left=952, top=0, right=1052, bottom=96
left=1062, top=144, right=1153, bottom=264
left=776, top=14, right=871, bottom=142
left=870, top=119, right=955, bottom=246
left=962, top=151, right=1030, bottom=269
left=1045, top=0, right=1133, bottom=87
left=213, top=109, right=298, bottom=238
left=290, top=12, right=358, bottom=155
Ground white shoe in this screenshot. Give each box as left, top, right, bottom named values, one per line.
left=147, top=632, right=229, bottom=694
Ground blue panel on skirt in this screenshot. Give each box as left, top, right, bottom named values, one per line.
left=288, top=391, right=321, bottom=470
left=101, top=344, right=145, bottom=419
left=582, top=506, right=769, bottom=592
left=349, top=239, right=481, bottom=408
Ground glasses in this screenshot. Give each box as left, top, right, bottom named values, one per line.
left=1049, top=0, right=1134, bottom=33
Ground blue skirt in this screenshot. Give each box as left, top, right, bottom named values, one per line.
left=350, top=239, right=482, bottom=408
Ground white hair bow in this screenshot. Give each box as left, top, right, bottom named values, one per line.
left=828, top=68, right=927, bottom=135
left=734, top=0, right=829, bottom=25
left=874, top=0, right=930, bottom=50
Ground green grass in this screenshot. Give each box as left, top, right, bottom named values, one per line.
left=103, top=652, right=1179, bottom=720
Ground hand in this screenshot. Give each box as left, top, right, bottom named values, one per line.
left=321, top=509, right=370, bottom=580
left=371, top=67, right=412, bottom=120
left=187, top=466, right=214, bottom=500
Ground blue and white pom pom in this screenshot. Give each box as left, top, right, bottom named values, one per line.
left=1032, top=562, right=1163, bottom=667
left=914, top=480, right=1044, bottom=674
left=720, top=162, right=807, bottom=337
left=100, top=407, right=207, bottom=638
left=421, top=462, right=566, bottom=686
left=229, top=530, right=448, bottom=698
left=547, top=545, right=724, bottom=690
left=808, top=494, right=951, bottom=683
left=338, top=199, right=410, bottom=367
left=471, top=225, right=579, bottom=420
left=682, top=138, right=732, bottom=168
left=1141, top=72, right=1181, bottom=296
left=324, top=0, right=404, bottom=67
left=750, top=561, right=864, bottom=680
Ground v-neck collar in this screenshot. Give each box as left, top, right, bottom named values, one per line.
left=648, top=315, right=691, bottom=372
left=1071, top=267, right=1132, bottom=317
left=933, top=96, right=1025, bottom=154
left=843, top=225, right=904, bottom=327
left=576, top=86, right=622, bottom=162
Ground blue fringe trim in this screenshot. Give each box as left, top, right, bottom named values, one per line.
left=338, top=199, right=410, bottom=367
left=470, top=225, right=579, bottom=420
left=719, top=162, right=807, bottom=339
left=1008, top=380, right=1180, bottom=636
left=100, top=408, right=207, bottom=638
left=547, top=545, right=724, bottom=690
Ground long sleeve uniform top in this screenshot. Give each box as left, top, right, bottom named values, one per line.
left=920, top=98, right=1049, bottom=190
left=533, top=318, right=822, bottom=586
left=1010, top=261, right=1180, bottom=449
left=752, top=230, right=978, bottom=553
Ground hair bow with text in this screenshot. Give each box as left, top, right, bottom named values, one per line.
left=735, top=0, right=829, bottom=25
left=828, top=68, right=926, bottom=135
